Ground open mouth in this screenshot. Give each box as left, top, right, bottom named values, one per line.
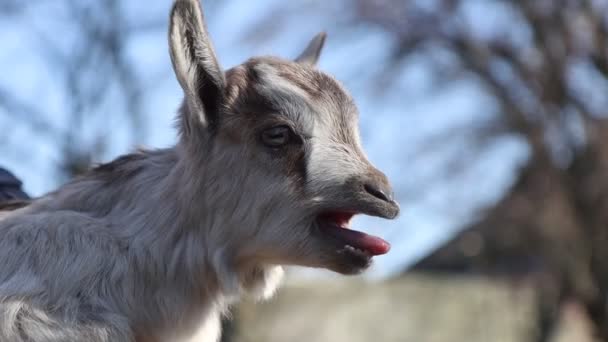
left=316, top=211, right=391, bottom=257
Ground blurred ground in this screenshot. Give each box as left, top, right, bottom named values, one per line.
left=231, top=274, right=594, bottom=342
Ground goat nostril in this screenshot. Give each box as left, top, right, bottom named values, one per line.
left=364, top=183, right=392, bottom=203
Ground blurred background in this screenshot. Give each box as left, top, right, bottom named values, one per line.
left=1, top=0, right=607, bottom=341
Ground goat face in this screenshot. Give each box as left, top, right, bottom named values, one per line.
left=169, top=0, right=399, bottom=275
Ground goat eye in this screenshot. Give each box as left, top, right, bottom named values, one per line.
left=261, top=125, right=291, bottom=147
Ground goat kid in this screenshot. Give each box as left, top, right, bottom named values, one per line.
left=0, top=0, right=399, bottom=341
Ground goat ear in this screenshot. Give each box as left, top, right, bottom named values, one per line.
left=295, top=32, right=327, bottom=66
left=169, top=0, right=225, bottom=131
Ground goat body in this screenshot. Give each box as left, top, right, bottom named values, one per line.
left=0, top=1, right=399, bottom=341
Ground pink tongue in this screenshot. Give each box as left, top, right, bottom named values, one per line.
left=323, top=225, right=391, bottom=255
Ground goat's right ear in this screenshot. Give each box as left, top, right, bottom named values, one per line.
left=169, top=0, right=225, bottom=132
left=295, top=32, right=327, bottom=66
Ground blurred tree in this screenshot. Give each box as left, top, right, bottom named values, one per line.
left=348, top=0, right=608, bottom=341
left=0, top=0, right=160, bottom=181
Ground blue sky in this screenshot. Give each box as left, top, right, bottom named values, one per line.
left=0, top=0, right=528, bottom=278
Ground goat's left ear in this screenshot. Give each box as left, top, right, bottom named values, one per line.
left=295, top=32, right=327, bottom=66
left=169, top=0, right=225, bottom=132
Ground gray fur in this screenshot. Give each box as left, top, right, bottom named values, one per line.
left=0, top=0, right=399, bottom=341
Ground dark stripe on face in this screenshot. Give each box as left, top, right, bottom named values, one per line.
left=291, top=142, right=309, bottom=193
left=224, top=62, right=284, bottom=124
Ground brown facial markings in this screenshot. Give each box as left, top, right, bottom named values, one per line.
left=220, top=57, right=370, bottom=199
left=224, top=64, right=281, bottom=120
left=223, top=67, right=248, bottom=108
left=225, top=57, right=356, bottom=123
left=276, top=67, right=323, bottom=99
left=254, top=57, right=361, bottom=150
left=222, top=59, right=314, bottom=189
left=221, top=65, right=278, bottom=143
left=257, top=57, right=352, bottom=106
left=279, top=142, right=309, bottom=193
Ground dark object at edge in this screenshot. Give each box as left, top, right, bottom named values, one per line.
left=0, top=168, right=30, bottom=201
